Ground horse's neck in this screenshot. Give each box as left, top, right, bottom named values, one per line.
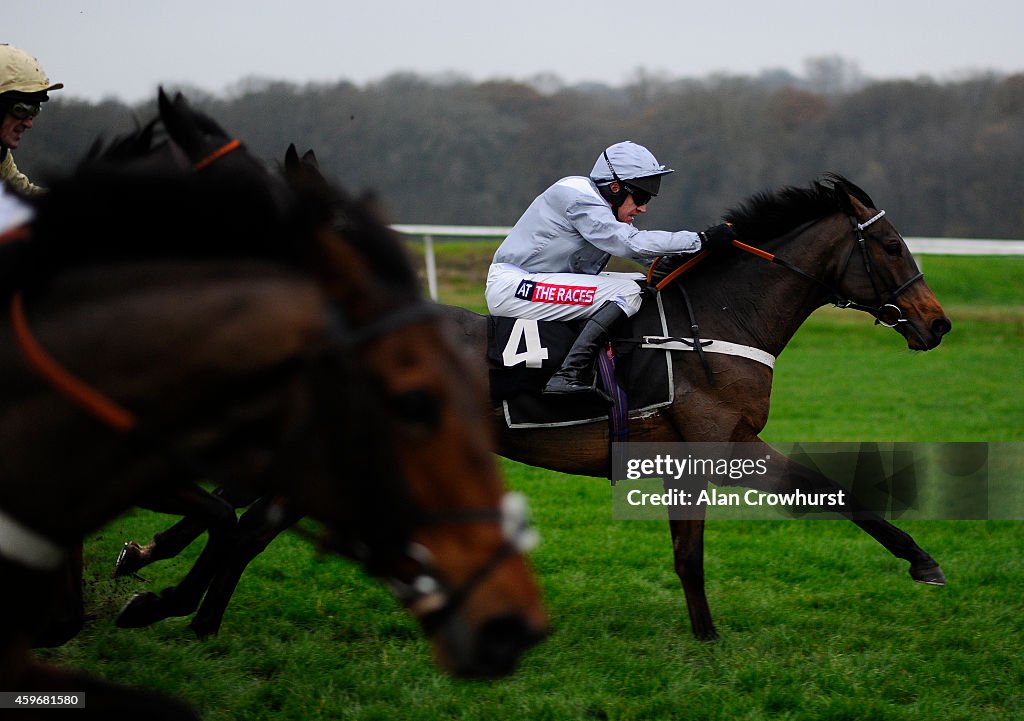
left=0, top=262, right=327, bottom=540
left=675, top=217, right=845, bottom=357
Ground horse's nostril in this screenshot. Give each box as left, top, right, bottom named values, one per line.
left=932, top=317, right=952, bottom=336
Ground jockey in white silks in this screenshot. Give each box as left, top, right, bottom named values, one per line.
left=485, top=140, right=736, bottom=399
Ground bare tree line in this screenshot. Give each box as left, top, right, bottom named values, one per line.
left=19, top=64, right=1024, bottom=238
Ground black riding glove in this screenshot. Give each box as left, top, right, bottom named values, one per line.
left=698, top=223, right=737, bottom=252
left=634, top=277, right=657, bottom=299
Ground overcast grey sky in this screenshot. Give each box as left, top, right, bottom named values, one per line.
left=9, top=0, right=1024, bottom=103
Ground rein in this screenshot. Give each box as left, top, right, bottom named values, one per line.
left=6, top=136, right=249, bottom=438
left=11, top=292, right=137, bottom=433
left=649, top=210, right=926, bottom=329
left=192, top=139, right=243, bottom=170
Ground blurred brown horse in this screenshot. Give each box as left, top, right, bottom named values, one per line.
left=445, top=174, right=951, bottom=641
left=0, top=92, right=546, bottom=717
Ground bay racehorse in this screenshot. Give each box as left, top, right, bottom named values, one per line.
left=0, top=92, right=546, bottom=717
left=114, top=174, right=951, bottom=644
left=443, top=173, right=951, bottom=641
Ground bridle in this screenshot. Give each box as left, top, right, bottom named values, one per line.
left=2, top=138, right=539, bottom=636
left=377, top=493, right=540, bottom=635
left=825, top=210, right=926, bottom=328
left=650, top=208, right=927, bottom=331
left=314, top=297, right=541, bottom=632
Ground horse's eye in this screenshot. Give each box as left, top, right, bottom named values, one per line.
left=391, top=388, right=442, bottom=430
left=884, top=241, right=902, bottom=257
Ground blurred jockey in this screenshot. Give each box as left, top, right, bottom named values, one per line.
left=1, top=44, right=63, bottom=195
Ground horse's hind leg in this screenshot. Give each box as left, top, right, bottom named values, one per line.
left=669, top=515, right=718, bottom=641
left=851, top=517, right=946, bottom=585
left=115, top=485, right=257, bottom=577
left=115, top=517, right=210, bottom=578
left=736, top=439, right=946, bottom=586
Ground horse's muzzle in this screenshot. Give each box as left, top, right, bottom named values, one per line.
left=907, top=314, right=952, bottom=351
left=931, top=317, right=952, bottom=338
left=451, top=613, right=550, bottom=679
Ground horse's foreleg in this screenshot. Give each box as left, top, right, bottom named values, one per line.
left=115, top=532, right=227, bottom=629
left=668, top=512, right=718, bottom=641
left=189, top=499, right=300, bottom=639
left=115, top=490, right=249, bottom=629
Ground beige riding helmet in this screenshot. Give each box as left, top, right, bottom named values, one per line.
left=0, top=44, right=64, bottom=96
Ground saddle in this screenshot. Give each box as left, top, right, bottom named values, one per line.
left=486, top=294, right=675, bottom=429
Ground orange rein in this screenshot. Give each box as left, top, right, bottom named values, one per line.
left=192, top=138, right=243, bottom=171
left=647, top=239, right=775, bottom=290
left=10, top=291, right=137, bottom=433
left=5, top=137, right=243, bottom=434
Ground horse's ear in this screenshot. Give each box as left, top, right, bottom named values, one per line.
left=157, top=87, right=171, bottom=116
left=158, top=90, right=205, bottom=158
left=301, top=149, right=319, bottom=169
left=284, top=143, right=300, bottom=171
left=829, top=175, right=855, bottom=214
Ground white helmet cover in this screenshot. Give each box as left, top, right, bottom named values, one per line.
left=589, top=141, right=673, bottom=187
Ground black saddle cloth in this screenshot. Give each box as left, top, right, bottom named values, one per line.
left=486, top=298, right=673, bottom=428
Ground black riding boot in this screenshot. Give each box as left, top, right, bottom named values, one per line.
left=543, top=301, right=627, bottom=399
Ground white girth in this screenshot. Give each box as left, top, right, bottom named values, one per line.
left=641, top=336, right=777, bottom=369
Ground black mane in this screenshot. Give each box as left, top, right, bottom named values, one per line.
left=723, top=173, right=876, bottom=243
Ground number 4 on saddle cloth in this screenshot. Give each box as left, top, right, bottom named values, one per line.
left=486, top=294, right=675, bottom=434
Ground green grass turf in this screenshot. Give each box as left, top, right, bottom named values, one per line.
left=36, top=251, right=1023, bottom=719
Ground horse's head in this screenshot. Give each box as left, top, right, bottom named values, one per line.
left=157, top=89, right=295, bottom=225
left=825, top=175, right=952, bottom=350
left=722, top=174, right=952, bottom=351
left=273, top=147, right=549, bottom=677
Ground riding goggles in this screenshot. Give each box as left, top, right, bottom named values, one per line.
left=7, top=102, right=41, bottom=120
left=624, top=184, right=653, bottom=206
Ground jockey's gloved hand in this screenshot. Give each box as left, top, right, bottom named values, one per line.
left=699, top=223, right=737, bottom=252
left=634, top=278, right=657, bottom=299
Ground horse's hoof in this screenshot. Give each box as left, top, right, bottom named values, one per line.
left=692, top=625, right=720, bottom=643
left=910, top=563, right=947, bottom=586
left=115, top=591, right=166, bottom=628
left=114, top=541, right=145, bottom=577
left=189, top=618, right=221, bottom=641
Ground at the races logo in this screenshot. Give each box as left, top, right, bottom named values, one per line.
left=515, top=280, right=596, bottom=306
